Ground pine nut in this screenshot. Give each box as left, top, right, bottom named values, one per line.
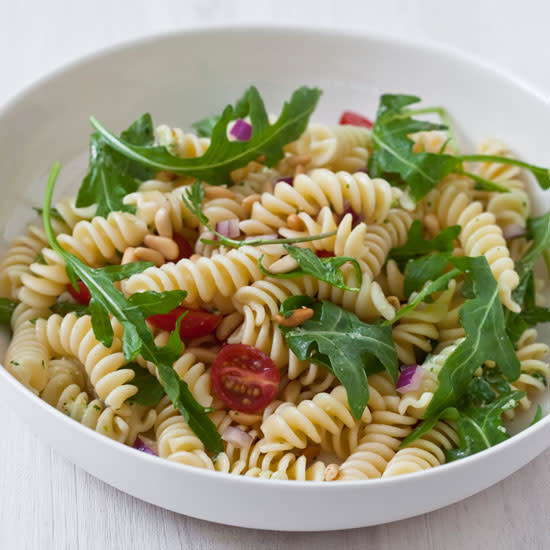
left=133, top=247, right=165, bottom=266
left=216, top=312, right=244, bottom=341
left=155, top=170, right=177, bottom=182
left=190, top=254, right=201, bottom=262
left=324, top=464, right=340, bottom=481
left=423, top=214, right=440, bottom=238
left=242, top=194, right=261, bottom=216
left=387, top=295, right=401, bottom=312
left=121, top=247, right=137, bottom=265
left=274, top=307, right=314, bottom=327
left=155, top=208, right=173, bottom=238
left=286, top=213, right=304, bottom=231
left=266, top=255, right=299, bottom=274
left=187, top=347, right=218, bottom=364
left=228, top=410, right=263, bottom=426
left=144, top=235, right=179, bottom=260
left=261, top=179, right=274, bottom=194
left=204, top=185, right=235, bottom=199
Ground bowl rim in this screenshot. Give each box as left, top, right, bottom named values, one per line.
left=1, top=22, right=548, bottom=489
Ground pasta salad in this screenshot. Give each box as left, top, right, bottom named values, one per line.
left=1, top=86, right=549, bottom=481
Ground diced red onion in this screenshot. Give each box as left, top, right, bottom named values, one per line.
left=222, top=426, right=253, bottom=449
left=215, top=218, right=240, bottom=239
left=133, top=436, right=157, bottom=456
left=244, top=233, right=278, bottom=241
left=229, top=118, right=252, bottom=141
left=276, top=176, right=295, bottom=185
left=502, top=223, right=527, bottom=240
left=339, top=200, right=363, bottom=225
left=396, top=365, right=424, bottom=394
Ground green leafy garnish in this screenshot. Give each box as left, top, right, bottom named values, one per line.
left=258, top=245, right=362, bottom=291
left=421, top=256, right=520, bottom=420
left=402, top=370, right=524, bottom=457
left=278, top=297, right=398, bottom=418
left=530, top=405, right=543, bottom=426
left=403, top=252, right=452, bottom=298
left=91, top=86, right=321, bottom=187
left=33, top=206, right=63, bottom=221
left=44, top=163, right=222, bottom=453
left=191, top=88, right=252, bottom=138
left=125, top=363, right=165, bottom=406
left=505, top=212, right=550, bottom=341
left=182, top=180, right=337, bottom=249
left=368, top=95, right=462, bottom=202
left=0, top=298, right=17, bottom=326
left=75, top=113, right=155, bottom=217
left=389, top=221, right=461, bottom=270
left=51, top=302, right=90, bottom=316
left=369, top=94, right=550, bottom=202
left=386, top=268, right=459, bottom=324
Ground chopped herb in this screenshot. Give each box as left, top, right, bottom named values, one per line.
left=258, top=245, right=362, bottom=291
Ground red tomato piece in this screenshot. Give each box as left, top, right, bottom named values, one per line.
left=147, top=307, right=222, bottom=339
left=339, top=110, right=373, bottom=129
left=172, top=234, right=193, bottom=261
left=210, top=344, right=280, bottom=413
left=315, top=250, right=335, bottom=258
left=67, top=280, right=91, bottom=305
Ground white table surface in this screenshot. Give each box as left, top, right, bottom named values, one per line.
left=1, top=1, right=549, bottom=548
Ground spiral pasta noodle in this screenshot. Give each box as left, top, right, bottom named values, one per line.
left=35, top=313, right=137, bottom=413
left=418, top=176, right=520, bottom=311
left=240, top=169, right=399, bottom=237
left=283, top=124, right=371, bottom=173
left=382, top=420, right=459, bottom=477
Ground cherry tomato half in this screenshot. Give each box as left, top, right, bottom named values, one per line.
left=67, top=280, right=91, bottom=305
left=147, top=307, right=222, bottom=339
left=172, top=234, right=193, bottom=261
left=339, top=110, right=373, bottom=129
left=315, top=250, right=335, bottom=258
left=210, top=344, right=280, bottom=413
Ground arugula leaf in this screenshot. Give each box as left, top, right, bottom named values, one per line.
left=530, top=405, right=543, bottom=426
left=387, top=268, right=459, bottom=324
left=125, top=363, right=164, bottom=406
left=505, top=213, right=550, bottom=340
left=182, top=181, right=337, bottom=249
left=402, top=368, right=523, bottom=453
left=127, top=290, right=186, bottom=317
left=76, top=113, right=155, bottom=217
left=369, top=95, right=462, bottom=202
left=389, top=220, right=460, bottom=270
left=0, top=298, right=17, bottom=325
left=403, top=253, right=451, bottom=298
left=91, top=86, right=321, bottom=187
left=33, top=206, right=63, bottom=221
left=279, top=297, right=398, bottom=418
left=446, top=386, right=524, bottom=462
left=258, top=245, right=362, bottom=291
left=51, top=302, right=89, bottom=316
left=369, top=94, right=550, bottom=202
left=422, top=256, right=520, bottom=419
left=44, top=163, right=222, bottom=453
left=191, top=88, right=252, bottom=138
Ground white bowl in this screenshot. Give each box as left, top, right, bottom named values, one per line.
left=0, top=25, right=549, bottom=531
